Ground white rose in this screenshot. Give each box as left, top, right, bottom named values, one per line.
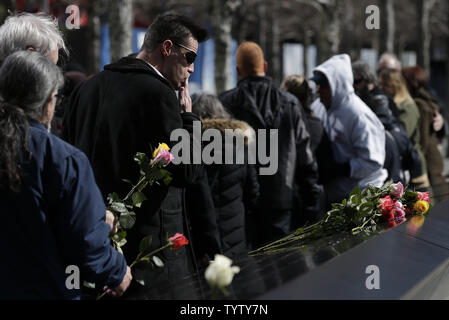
left=205, top=254, right=240, bottom=288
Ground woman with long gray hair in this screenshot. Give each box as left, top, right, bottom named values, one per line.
left=0, top=51, right=131, bottom=299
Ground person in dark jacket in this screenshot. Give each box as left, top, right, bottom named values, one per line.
left=280, top=75, right=324, bottom=153
left=0, top=51, right=132, bottom=300
left=62, top=14, right=219, bottom=298
left=352, top=61, right=425, bottom=184
left=192, top=94, right=260, bottom=256
left=352, top=61, right=402, bottom=182
left=402, top=66, right=449, bottom=203
left=280, top=75, right=326, bottom=226
left=219, top=42, right=320, bottom=247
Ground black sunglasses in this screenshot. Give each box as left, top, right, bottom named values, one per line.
left=174, top=42, right=197, bottom=65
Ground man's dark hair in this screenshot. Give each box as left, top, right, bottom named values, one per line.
left=142, top=14, right=209, bottom=52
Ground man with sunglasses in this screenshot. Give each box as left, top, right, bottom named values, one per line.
left=62, top=14, right=221, bottom=299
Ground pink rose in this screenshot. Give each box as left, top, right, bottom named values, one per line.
left=394, top=207, right=406, bottom=220
left=394, top=216, right=407, bottom=225
left=390, top=182, right=404, bottom=198
left=416, top=192, right=431, bottom=204
left=394, top=201, right=404, bottom=210
left=151, top=149, right=174, bottom=167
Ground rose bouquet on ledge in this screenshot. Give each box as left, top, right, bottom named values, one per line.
left=249, top=181, right=432, bottom=256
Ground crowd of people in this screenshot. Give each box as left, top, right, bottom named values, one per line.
left=1, top=12, right=449, bottom=300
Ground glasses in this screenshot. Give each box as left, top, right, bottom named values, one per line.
left=174, top=42, right=197, bottom=65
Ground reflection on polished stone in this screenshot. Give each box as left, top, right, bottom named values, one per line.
left=406, top=215, right=426, bottom=236
left=85, top=200, right=449, bottom=300
left=116, top=224, right=387, bottom=300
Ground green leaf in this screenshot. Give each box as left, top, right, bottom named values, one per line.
left=161, top=169, right=173, bottom=185
left=83, top=281, right=96, bottom=289
left=109, top=201, right=128, bottom=214
left=119, top=211, right=136, bottom=230
left=134, top=152, right=148, bottom=165
left=112, top=232, right=128, bottom=248
left=122, top=179, right=134, bottom=185
left=152, top=256, right=164, bottom=268
left=350, top=194, right=361, bottom=206
left=139, top=235, right=153, bottom=253
left=112, top=231, right=127, bottom=241
left=135, top=279, right=145, bottom=286
left=350, top=186, right=361, bottom=197
left=149, top=169, right=164, bottom=180
left=132, top=191, right=148, bottom=208
left=107, top=192, right=121, bottom=205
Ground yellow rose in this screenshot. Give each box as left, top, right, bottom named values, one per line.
left=153, top=143, right=170, bottom=159
left=413, top=200, right=429, bottom=214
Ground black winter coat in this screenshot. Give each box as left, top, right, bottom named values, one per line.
left=62, top=57, right=220, bottom=296
left=201, top=118, right=260, bottom=257
left=219, top=76, right=320, bottom=245
left=362, top=87, right=422, bottom=180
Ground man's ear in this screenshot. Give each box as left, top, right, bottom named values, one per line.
left=236, top=66, right=241, bottom=77
left=161, top=40, right=174, bottom=58
left=264, top=61, right=268, bottom=73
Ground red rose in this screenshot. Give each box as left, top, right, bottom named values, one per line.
left=379, top=195, right=395, bottom=214
left=382, top=209, right=394, bottom=222
left=386, top=220, right=397, bottom=230
left=404, top=207, right=413, bottom=216
left=169, top=233, right=189, bottom=251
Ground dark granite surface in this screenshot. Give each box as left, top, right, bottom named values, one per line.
left=90, top=200, right=449, bottom=300
left=260, top=200, right=449, bottom=300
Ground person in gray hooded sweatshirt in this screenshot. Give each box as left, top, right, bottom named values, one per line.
left=310, top=54, right=388, bottom=205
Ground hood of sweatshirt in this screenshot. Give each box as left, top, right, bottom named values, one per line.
left=314, top=54, right=354, bottom=112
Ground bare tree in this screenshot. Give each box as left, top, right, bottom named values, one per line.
left=379, top=0, right=395, bottom=54
left=86, top=1, right=102, bottom=74
left=311, top=0, right=343, bottom=62
left=211, top=0, right=241, bottom=95
left=260, top=1, right=281, bottom=84
left=416, top=0, right=437, bottom=75
left=109, top=0, right=133, bottom=63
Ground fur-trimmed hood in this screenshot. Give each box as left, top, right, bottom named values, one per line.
left=202, top=118, right=256, bottom=145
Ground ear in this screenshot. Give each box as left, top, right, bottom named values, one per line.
left=236, top=66, right=241, bottom=77
left=264, top=61, right=268, bottom=73
left=161, top=40, right=174, bottom=58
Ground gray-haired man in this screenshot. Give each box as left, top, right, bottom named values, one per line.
left=0, top=13, right=67, bottom=64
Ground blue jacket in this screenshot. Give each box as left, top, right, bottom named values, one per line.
left=1, top=121, right=126, bottom=300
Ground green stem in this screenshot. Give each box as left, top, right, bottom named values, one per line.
left=97, top=241, right=173, bottom=300
left=130, top=242, right=173, bottom=268
left=96, top=291, right=107, bottom=301
left=249, top=222, right=323, bottom=255
left=123, top=176, right=146, bottom=202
